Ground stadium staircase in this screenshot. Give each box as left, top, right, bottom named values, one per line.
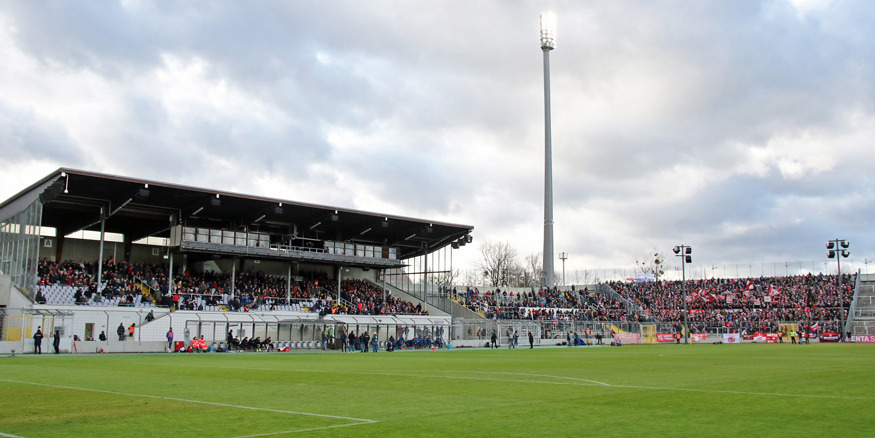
left=849, top=273, right=875, bottom=335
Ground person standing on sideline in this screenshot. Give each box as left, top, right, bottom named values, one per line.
left=128, top=323, right=136, bottom=340
left=340, top=330, right=347, bottom=352
left=117, top=323, right=125, bottom=341
left=53, top=330, right=61, bottom=354
left=490, top=330, right=497, bottom=349
left=513, top=330, right=519, bottom=348
left=528, top=331, right=534, bottom=349
left=566, top=332, right=571, bottom=347
left=33, top=326, right=43, bottom=354
left=321, top=330, right=327, bottom=350
left=166, top=328, right=174, bottom=351
left=372, top=332, right=379, bottom=353
left=348, top=331, right=356, bottom=353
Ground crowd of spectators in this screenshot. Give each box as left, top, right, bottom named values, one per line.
left=604, top=273, right=854, bottom=334
left=451, top=286, right=640, bottom=322
left=36, top=258, right=153, bottom=306
left=35, top=258, right=427, bottom=316
left=447, top=272, right=854, bottom=335
left=332, top=279, right=427, bottom=316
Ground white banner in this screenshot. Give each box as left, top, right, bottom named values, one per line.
left=723, top=333, right=740, bottom=344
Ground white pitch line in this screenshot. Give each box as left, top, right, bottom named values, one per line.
left=231, top=422, right=377, bottom=437
left=459, top=371, right=613, bottom=386
left=605, top=383, right=875, bottom=401
left=0, top=432, right=25, bottom=438
left=0, top=378, right=378, bottom=425
left=136, top=362, right=611, bottom=388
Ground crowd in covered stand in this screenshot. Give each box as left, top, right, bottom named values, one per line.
left=35, top=259, right=427, bottom=315
left=36, top=258, right=156, bottom=306
left=332, top=279, right=427, bottom=316
left=604, top=273, right=854, bottom=334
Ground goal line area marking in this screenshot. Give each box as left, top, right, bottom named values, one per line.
left=0, top=378, right=377, bottom=435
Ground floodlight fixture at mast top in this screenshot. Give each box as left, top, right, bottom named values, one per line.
left=540, top=12, right=556, bottom=50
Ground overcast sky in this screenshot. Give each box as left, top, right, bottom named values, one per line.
left=2, top=0, right=874, bottom=279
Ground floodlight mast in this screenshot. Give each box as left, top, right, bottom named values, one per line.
left=674, top=245, right=692, bottom=344
left=826, top=238, right=850, bottom=342
left=540, top=11, right=556, bottom=290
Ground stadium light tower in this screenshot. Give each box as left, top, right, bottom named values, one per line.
left=559, top=252, right=568, bottom=287
left=826, top=239, right=850, bottom=342
left=673, top=245, right=692, bottom=344
left=540, top=11, right=556, bottom=290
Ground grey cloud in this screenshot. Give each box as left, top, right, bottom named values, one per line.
left=0, top=99, right=83, bottom=164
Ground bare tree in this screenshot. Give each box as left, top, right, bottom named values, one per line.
left=636, top=249, right=666, bottom=280
left=460, top=269, right=482, bottom=287
left=571, top=269, right=600, bottom=286
left=477, top=241, right=521, bottom=287
left=522, top=253, right=543, bottom=288
left=432, top=268, right=460, bottom=293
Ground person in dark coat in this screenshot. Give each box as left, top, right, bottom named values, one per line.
left=340, top=330, right=348, bottom=352
left=117, top=323, right=125, bottom=341
left=528, top=331, right=534, bottom=349
left=53, top=330, right=61, bottom=354
left=490, top=331, right=497, bottom=349
left=33, top=326, right=43, bottom=354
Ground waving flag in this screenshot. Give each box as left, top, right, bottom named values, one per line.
left=769, top=285, right=781, bottom=296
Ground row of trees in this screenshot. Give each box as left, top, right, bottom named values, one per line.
left=472, top=241, right=602, bottom=288
left=470, top=241, right=670, bottom=288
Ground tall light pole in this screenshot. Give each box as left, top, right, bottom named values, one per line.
left=673, top=245, right=692, bottom=344
left=540, top=11, right=556, bottom=290
left=827, top=239, right=850, bottom=342
left=559, top=252, right=568, bottom=287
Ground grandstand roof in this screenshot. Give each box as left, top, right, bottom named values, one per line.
left=0, top=168, right=474, bottom=265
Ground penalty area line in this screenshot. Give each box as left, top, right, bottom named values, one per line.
left=0, top=378, right=378, bottom=429
left=231, top=422, right=378, bottom=437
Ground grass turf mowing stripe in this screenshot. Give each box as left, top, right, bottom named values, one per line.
left=127, top=362, right=875, bottom=401
left=0, top=377, right=377, bottom=436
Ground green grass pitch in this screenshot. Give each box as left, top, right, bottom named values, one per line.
left=2, top=343, right=873, bottom=437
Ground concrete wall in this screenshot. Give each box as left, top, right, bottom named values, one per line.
left=39, top=236, right=166, bottom=265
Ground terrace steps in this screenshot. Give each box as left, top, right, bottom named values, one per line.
left=850, top=276, right=875, bottom=335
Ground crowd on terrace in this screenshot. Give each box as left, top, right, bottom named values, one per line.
left=450, top=272, right=854, bottom=335
left=452, top=286, right=637, bottom=322
left=606, top=273, right=854, bottom=334
left=34, top=258, right=427, bottom=316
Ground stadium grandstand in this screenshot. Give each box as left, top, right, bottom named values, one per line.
left=0, top=168, right=473, bottom=353
left=3, top=168, right=875, bottom=354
